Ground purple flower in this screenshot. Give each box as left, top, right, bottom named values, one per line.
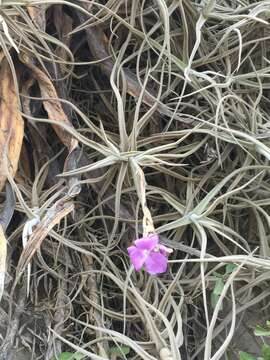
left=127, top=234, right=173, bottom=275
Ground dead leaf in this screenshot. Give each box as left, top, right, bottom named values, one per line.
left=53, top=5, right=73, bottom=58
left=20, top=69, right=80, bottom=193
left=19, top=143, right=31, bottom=180
left=20, top=54, right=78, bottom=153
left=20, top=76, right=34, bottom=120
left=27, top=4, right=47, bottom=31
left=0, top=183, right=15, bottom=232
left=0, top=51, right=5, bottom=64
left=14, top=197, right=74, bottom=289
left=53, top=8, right=73, bottom=81
left=0, top=58, right=24, bottom=192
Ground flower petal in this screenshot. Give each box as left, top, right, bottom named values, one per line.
left=127, top=246, right=148, bottom=271
left=159, top=244, right=173, bottom=256
left=145, top=252, right=168, bottom=275
left=134, top=234, right=159, bottom=251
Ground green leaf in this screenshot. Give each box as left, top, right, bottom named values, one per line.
left=213, top=278, right=224, bottom=295
left=211, top=292, right=221, bottom=309
left=225, top=263, right=237, bottom=274
left=212, top=271, right=223, bottom=278
left=254, top=325, right=270, bottom=337
left=239, top=351, right=256, bottom=360
left=110, top=346, right=130, bottom=356
left=262, top=344, right=270, bottom=360
left=51, top=352, right=85, bottom=360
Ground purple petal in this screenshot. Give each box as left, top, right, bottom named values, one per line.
left=134, top=234, right=159, bottom=251
left=145, top=252, right=168, bottom=275
left=159, top=244, right=173, bottom=256
left=127, top=246, right=148, bottom=271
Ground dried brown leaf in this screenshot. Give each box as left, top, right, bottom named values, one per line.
left=0, top=58, right=24, bottom=192
left=14, top=197, right=74, bottom=288
left=27, top=4, right=47, bottom=31
left=19, top=143, right=31, bottom=180
left=21, top=55, right=78, bottom=152
left=53, top=5, right=73, bottom=59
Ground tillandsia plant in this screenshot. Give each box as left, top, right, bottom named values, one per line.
left=128, top=160, right=173, bottom=275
